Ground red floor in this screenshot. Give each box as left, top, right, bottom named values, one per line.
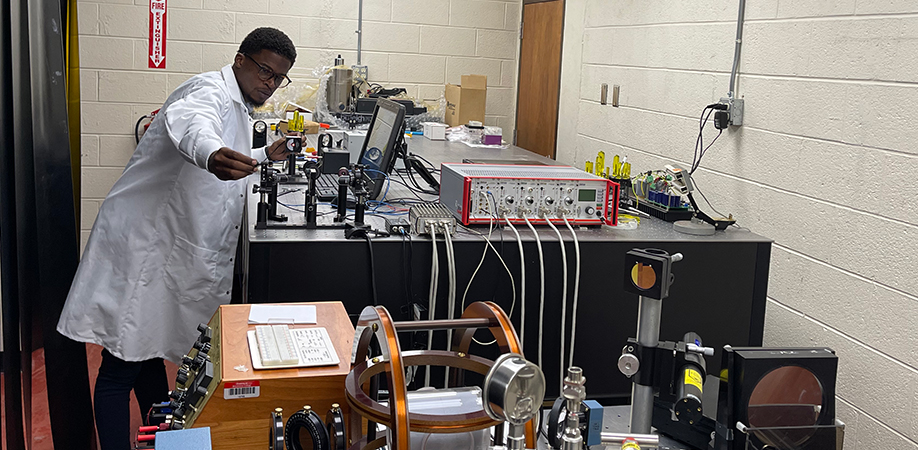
left=2, top=344, right=178, bottom=450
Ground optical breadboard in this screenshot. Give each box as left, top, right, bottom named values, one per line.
left=439, top=163, right=619, bottom=226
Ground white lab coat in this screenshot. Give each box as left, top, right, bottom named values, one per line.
left=58, top=65, right=267, bottom=363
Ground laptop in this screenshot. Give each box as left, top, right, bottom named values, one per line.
left=316, top=98, right=407, bottom=201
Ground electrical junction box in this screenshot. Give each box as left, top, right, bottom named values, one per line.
left=438, top=163, right=619, bottom=226
left=720, top=97, right=744, bottom=126
left=351, top=64, right=368, bottom=82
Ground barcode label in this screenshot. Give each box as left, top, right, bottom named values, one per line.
left=224, top=381, right=260, bottom=399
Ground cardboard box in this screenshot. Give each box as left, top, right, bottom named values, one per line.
left=445, top=75, right=487, bottom=127
left=284, top=102, right=311, bottom=118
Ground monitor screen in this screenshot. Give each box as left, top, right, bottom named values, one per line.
left=360, top=103, right=399, bottom=172
left=358, top=98, right=406, bottom=199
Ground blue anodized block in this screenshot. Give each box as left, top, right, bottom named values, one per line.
left=582, top=400, right=604, bottom=446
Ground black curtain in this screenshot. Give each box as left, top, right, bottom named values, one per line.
left=1, top=0, right=94, bottom=449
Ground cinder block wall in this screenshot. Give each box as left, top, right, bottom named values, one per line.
left=78, top=0, right=521, bottom=248
left=558, top=1, right=918, bottom=447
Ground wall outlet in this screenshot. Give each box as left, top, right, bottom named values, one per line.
left=719, top=97, right=744, bottom=126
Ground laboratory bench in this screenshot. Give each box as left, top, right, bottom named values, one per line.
left=234, top=136, right=772, bottom=400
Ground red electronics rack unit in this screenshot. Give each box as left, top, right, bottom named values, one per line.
left=439, top=163, right=620, bottom=226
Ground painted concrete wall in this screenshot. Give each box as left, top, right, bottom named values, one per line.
left=77, top=0, right=521, bottom=247
left=558, top=1, right=918, bottom=447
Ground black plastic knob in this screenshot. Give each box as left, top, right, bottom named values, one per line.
left=193, top=341, right=211, bottom=354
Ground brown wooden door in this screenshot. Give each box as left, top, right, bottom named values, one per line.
left=515, top=0, right=564, bottom=159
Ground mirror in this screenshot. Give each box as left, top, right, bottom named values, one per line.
left=631, top=263, right=656, bottom=290
left=747, top=365, right=823, bottom=447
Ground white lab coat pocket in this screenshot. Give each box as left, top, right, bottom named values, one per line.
left=163, top=235, right=219, bottom=303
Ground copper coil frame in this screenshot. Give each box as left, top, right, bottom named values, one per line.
left=345, top=301, right=536, bottom=450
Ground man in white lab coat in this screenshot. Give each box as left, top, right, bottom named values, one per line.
left=57, top=27, right=297, bottom=449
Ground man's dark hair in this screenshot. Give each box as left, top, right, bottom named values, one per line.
left=238, top=27, right=297, bottom=65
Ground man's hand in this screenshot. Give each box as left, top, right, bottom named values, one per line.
left=207, top=147, right=258, bottom=181
left=265, top=132, right=302, bottom=161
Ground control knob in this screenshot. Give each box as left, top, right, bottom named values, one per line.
left=168, top=389, right=186, bottom=401
left=618, top=353, right=640, bottom=377
left=564, top=197, right=573, bottom=206
left=505, top=196, right=515, bottom=205
left=193, top=340, right=211, bottom=354
left=176, top=369, right=190, bottom=385
left=585, top=206, right=595, bottom=215
left=545, top=197, right=554, bottom=205
left=525, top=196, right=534, bottom=205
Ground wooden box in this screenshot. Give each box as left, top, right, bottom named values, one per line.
left=188, top=302, right=354, bottom=449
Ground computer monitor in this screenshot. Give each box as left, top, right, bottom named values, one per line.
left=358, top=98, right=406, bottom=200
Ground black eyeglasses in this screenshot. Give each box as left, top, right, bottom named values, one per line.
left=242, top=53, right=291, bottom=89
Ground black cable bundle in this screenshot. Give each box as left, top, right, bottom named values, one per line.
left=691, top=103, right=727, bottom=175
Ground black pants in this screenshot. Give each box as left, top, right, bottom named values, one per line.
left=94, top=349, right=169, bottom=450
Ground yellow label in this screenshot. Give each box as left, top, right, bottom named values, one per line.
left=685, top=368, right=703, bottom=392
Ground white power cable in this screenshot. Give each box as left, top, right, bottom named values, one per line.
left=443, top=223, right=457, bottom=387
left=425, top=224, right=439, bottom=387
left=458, top=226, right=517, bottom=320
left=503, top=215, right=525, bottom=351
left=444, top=223, right=456, bottom=324
left=522, top=213, right=545, bottom=368
left=460, top=194, right=500, bottom=346
left=461, top=194, right=496, bottom=311
left=562, top=215, right=581, bottom=368
left=545, top=215, right=568, bottom=392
